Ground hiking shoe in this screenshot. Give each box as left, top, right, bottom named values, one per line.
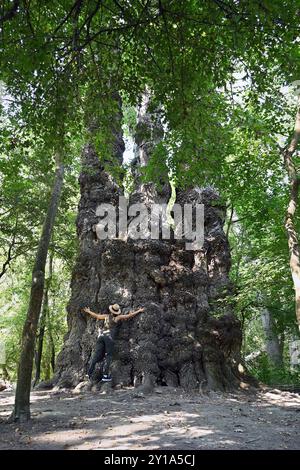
left=101, top=375, right=112, bottom=382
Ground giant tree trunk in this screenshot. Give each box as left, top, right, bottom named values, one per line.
left=53, top=99, right=244, bottom=392
left=282, top=97, right=300, bottom=330
left=12, top=162, right=64, bottom=421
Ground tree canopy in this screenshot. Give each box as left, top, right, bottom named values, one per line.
left=0, top=0, right=300, bottom=419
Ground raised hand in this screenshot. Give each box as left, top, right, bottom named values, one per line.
left=136, top=307, right=145, bottom=313
left=83, top=307, right=92, bottom=314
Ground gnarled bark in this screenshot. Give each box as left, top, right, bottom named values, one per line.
left=53, top=99, right=244, bottom=393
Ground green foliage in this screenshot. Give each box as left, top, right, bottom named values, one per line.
left=1, top=0, right=300, bottom=386
left=0, top=92, right=79, bottom=382
left=0, top=256, right=70, bottom=381
left=247, top=355, right=300, bottom=387
left=122, top=103, right=137, bottom=138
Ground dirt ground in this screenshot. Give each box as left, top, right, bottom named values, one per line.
left=0, top=386, right=300, bottom=450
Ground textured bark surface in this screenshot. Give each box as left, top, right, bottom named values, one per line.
left=52, top=157, right=243, bottom=391
left=53, top=98, right=244, bottom=392
left=261, top=308, right=283, bottom=367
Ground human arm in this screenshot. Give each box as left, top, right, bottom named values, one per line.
left=114, top=307, right=144, bottom=323
left=83, top=307, right=108, bottom=321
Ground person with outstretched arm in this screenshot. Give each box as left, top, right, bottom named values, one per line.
left=83, top=304, right=144, bottom=382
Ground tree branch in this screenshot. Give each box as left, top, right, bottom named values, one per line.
left=0, top=227, right=17, bottom=279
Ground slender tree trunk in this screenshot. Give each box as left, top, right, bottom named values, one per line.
left=279, top=331, right=285, bottom=359
left=2, top=366, right=10, bottom=381
left=225, top=205, right=234, bottom=239
left=33, top=287, right=48, bottom=386
left=49, top=331, right=56, bottom=373
left=261, top=308, right=283, bottom=367
left=282, top=97, right=300, bottom=331
left=46, top=301, right=56, bottom=373
left=12, top=161, right=64, bottom=421
left=33, top=253, right=53, bottom=387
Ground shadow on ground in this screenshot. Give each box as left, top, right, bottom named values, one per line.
left=0, top=386, right=299, bottom=450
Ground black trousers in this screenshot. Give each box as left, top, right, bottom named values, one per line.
left=88, top=333, right=114, bottom=378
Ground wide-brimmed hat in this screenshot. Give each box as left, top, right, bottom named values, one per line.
left=109, top=303, right=121, bottom=315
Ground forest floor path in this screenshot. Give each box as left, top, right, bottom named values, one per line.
left=0, top=386, right=299, bottom=450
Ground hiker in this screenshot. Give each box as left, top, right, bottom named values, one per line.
left=83, top=304, right=144, bottom=382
